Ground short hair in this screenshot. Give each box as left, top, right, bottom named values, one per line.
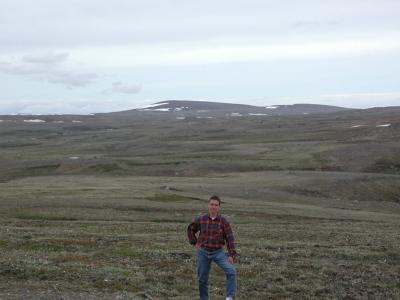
left=209, top=195, right=221, bottom=205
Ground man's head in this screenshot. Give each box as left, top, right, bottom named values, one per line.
left=208, top=195, right=221, bottom=216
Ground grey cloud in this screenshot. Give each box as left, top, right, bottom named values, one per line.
left=46, top=71, right=97, bottom=88
left=0, top=54, right=97, bottom=88
left=0, top=61, right=48, bottom=75
left=2, top=0, right=399, bottom=50
left=291, top=20, right=340, bottom=31
left=10, top=98, right=146, bottom=115
left=22, top=52, right=69, bottom=64
left=104, top=81, right=142, bottom=94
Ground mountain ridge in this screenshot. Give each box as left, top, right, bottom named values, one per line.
left=105, top=100, right=354, bottom=117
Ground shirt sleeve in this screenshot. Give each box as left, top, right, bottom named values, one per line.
left=187, top=216, right=200, bottom=245
left=223, top=218, right=237, bottom=257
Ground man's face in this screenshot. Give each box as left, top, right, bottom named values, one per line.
left=208, top=199, right=220, bottom=215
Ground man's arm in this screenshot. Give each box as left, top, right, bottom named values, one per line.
left=187, top=216, right=200, bottom=245
left=223, top=218, right=237, bottom=259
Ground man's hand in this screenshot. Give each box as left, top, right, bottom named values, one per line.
left=228, top=256, right=235, bottom=264
left=195, top=244, right=201, bottom=250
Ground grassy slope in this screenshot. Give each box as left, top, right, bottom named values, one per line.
left=0, top=109, right=399, bottom=299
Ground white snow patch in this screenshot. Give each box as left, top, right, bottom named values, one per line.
left=303, top=113, right=309, bottom=115
left=231, top=113, right=242, bottom=117
left=53, top=121, right=64, bottom=123
left=351, top=125, right=365, bottom=128
left=140, top=108, right=170, bottom=112
left=248, top=113, right=268, bottom=116
left=72, top=120, right=82, bottom=123
left=69, top=156, right=80, bottom=160
left=176, top=116, right=186, bottom=120
left=24, top=119, right=46, bottom=123
left=175, top=107, right=189, bottom=111
left=196, top=116, right=213, bottom=119
left=153, top=108, right=170, bottom=112
left=140, top=102, right=169, bottom=109
left=18, top=113, right=43, bottom=116
left=376, top=124, right=391, bottom=127
left=265, top=106, right=278, bottom=109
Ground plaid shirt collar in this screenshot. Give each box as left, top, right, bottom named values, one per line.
left=206, top=213, right=221, bottom=221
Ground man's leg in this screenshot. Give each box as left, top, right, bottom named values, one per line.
left=197, top=249, right=212, bottom=300
left=213, top=250, right=237, bottom=299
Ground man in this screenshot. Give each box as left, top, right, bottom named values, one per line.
left=187, top=195, right=237, bottom=300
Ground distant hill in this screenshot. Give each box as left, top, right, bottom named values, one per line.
left=0, top=102, right=399, bottom=183
left=104, top=100, right=353, bottom=118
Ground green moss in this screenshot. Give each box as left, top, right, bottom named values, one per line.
left=112, top=246, right=142, bottom=258
left=0, top=240, right=8, bottom=248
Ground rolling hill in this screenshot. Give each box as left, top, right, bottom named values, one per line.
left=103, top=100, right=353, bottom=118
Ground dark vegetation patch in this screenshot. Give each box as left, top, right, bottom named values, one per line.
left=14, top=214, right=79, bottom=221
left=87, top=163, right=125, bottom=173
left=366, top=154, right=400, bottom=174
left=145, top=193, right=197, bottom=203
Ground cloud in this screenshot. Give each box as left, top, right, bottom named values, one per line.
left=45, top=71, right=98, bottom=88
left=291, top=20, right=340, bottom=31
left=102, top=81, right=142, bottom=95
left=70, top=33, right=400, bottom=67
left=0, top=61, right=47, bottom=75
left=0, top=52, right=97, bottom=88
left=22, top=52, right=69, bottom=64
left=111, top=81, right=142, bottom=94
left=1, top=0, right=399, bottom=52
left=3, top=98, right=149, bottom=115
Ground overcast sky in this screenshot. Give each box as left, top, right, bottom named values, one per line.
left=1, top=0, right=399, bottom=114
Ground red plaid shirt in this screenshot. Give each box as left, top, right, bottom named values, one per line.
left=187, top=213, right=237, bottom=257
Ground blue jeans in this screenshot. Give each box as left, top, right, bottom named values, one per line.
left=197, top=248, right=237, bottom=300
